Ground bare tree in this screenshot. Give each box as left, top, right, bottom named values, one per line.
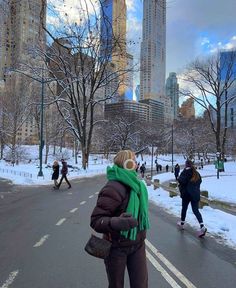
left=174, top=117, right=215, bottom=160
left=98, top=115, right=143, bottom=152
left=181, top=50, right=236, bottom=157
left=0, top=74, right=32, bottom=162
left=36, top=0, right=134, bottom=169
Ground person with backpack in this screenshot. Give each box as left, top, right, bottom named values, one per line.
left=90, top=150, right=150, bottom=288
left=177, top=160, right=207, bottom=237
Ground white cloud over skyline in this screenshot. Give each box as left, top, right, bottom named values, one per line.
left=49, top=0, right=236, bottom=87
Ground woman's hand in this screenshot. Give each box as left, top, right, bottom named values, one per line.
left=110, top=213, right=138, bottom=231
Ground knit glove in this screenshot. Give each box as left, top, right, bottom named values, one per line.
left=110, top=213, right=138, bottom=231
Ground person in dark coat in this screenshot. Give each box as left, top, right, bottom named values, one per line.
left=166, top=164, right=169, bottom=172
left=200, top=159, right=204, bottom=169
left=52, top=160, right=59, bottom=188
left=90, top=150, right=150, bottom=288
left=177, top=160, right=207, bottom=237
left=57, top=159, right=71, bottom=189
left=140, top=163, right=146, bottom=178
left=174, top=163, right=180, bottom=180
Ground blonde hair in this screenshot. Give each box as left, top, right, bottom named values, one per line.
left=113, top=150, right=136, bottom=170
left=53, top=160, right=58, bottom=166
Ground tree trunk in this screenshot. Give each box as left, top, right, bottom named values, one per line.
left=74, top=140, right=78, bottom=164
left=0, top=141, right=4, bottom=160
left=45, top=143, right=49, bottom=164
left=81, top=148, right=89, bottom=170
left=53, top=143, right=56, bottom=156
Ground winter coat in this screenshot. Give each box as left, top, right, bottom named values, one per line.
left=61, top=161, right=68, bottom=176
left=174, top=165, right=180, bottom=177
left=178, top=168, right=202, bottom=201
left=90, top=180, right=146, bottom=247
left=140, top=165, right=146, bottom=173
left=52, top=164, right=59, bottom=180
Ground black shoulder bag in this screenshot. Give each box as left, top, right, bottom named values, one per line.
left=84, top=233, right=112, bottom=259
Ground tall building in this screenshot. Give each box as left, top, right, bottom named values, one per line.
left=139, top=98, right=164, bottom=127
left=219, top=50, right=236, bottom=127
left=0, top=0, right=46, bottom=79
left=0, top=1, right=9, bottom=80
left=140, top=0, right=166, bottom=101
left=166, top=72, right=179, bottom=120
left=0, top=0, right=47, bottom=144
left=179, top=98, right=195, bottom=119
left=105, top=101, right=150, bottom=123
left=100, top=0, right=130, bottom=100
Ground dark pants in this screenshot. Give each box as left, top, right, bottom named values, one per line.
left=104, top=241, right=148, bottom=288
left=181, top=195, right=203, bottom=224
left=58, top=175, right=71, bottom=188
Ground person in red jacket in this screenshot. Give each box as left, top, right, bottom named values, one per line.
left=90, top=150, right=150, bottom=288
left=57, top=159, right=71, bottom=189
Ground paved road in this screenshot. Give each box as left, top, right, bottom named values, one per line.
left=0, top=175, right=236, bottom=287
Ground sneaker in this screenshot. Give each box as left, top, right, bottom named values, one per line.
left=198, top=226, right=207, bottom=237
left=177, top=221, right=185, bottom=230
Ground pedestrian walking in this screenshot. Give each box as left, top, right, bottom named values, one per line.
left=52, top=160, right=60, bottom=188
left=166, top=164, right=169, bottom=172
left=57, top=159, right=72, bottom=189
left=136, top=162, right=140, bottom=173
left=174, top=163, right=180, bottom=180
left=200, top=159, right=204, bottom=169
left=90, top=150, right=150, bottom=288
left=177, top=160, right=207, bottom=237
left=140, top=163, right=146, bottom=178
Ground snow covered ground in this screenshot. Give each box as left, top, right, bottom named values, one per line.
left=0, top=146, right=236, bottom=249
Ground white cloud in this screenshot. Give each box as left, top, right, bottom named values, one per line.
left=49, top=0, right=99, bottom=24
left=201, top=37, right=210, bottom=46
left=209, top=35, right=236, bottom=53
left=126, top=0, right=136, bottom=12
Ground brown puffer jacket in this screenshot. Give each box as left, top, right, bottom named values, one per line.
left=90, top=180, right=146, bottom=247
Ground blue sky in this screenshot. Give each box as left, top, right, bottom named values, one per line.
left=126, top=0, right=236, bottom=80
left=49, top=0, right=236, bottom=99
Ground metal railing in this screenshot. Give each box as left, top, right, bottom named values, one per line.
left=0, top=167, right=32, bottom=178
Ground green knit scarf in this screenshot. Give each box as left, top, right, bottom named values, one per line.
left=107, top=165, right=150, bottom=240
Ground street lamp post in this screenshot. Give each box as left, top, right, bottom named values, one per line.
left=216, top=151, right=220, bottom=179
left=171, top=124, right=174, bottom=173
left=151, top=144, right=154, bottom=179
left=38, top=70, right=45, bottom=177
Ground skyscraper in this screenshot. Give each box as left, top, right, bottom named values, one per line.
left=179, top=98, right=195, bottom=119
left=166, top=72, right=179, bottom=120
left=140, top=0, right=166, bottom=101
left=100, top=0, right=130, bottom=100
left=0, top=0, right=46, bottom=79
left=0, top=0, right=46, bottom=144
left=219, top=50, right=236, bottom=127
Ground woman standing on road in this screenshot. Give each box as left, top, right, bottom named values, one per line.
left=90, top=150, right=150, bottom=288
left=177, top=160, right=207, bottom=237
